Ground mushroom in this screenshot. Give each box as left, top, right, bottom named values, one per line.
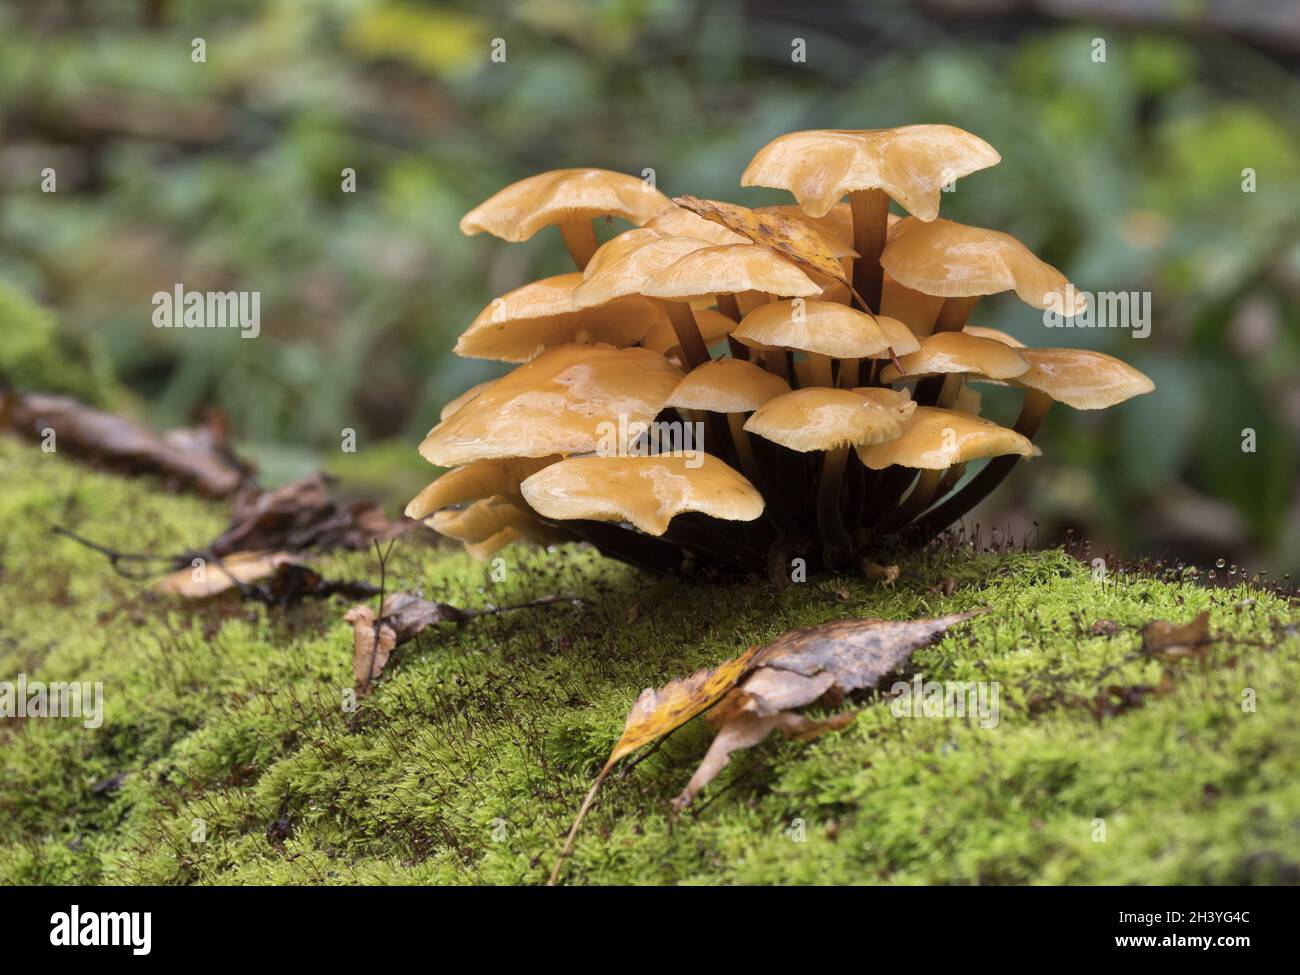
left=639, top=243, right=821, bottom=371
left=963, top=324, right=1026, bottom=348
left=405, top=456, right=557, bottom=520
left=460, top=168, right=671, bottom=269
left=420, top=343, right=682, bottom=467
left=665, top=357, right=791, bottom=481
left=858, top=406, right=1040, bottom=528
left=879, top=330, right=1030, bottom=409
left=429, top=495, right=560, bottom=546
left=455, top=272, right=676, bottom=362
left=733, top=299, right=894, bottom=390
left=745, top=387, right=900, bottom=567
left=881, top=271, right=947, bottom=338
left=412, top=124, right=1154, bottom=575
left=571, top=229, right=732, bottom=368
left=439, top=379, right=495, bottom=421
left=520, top=454, right=764, bottom=537
left=915, top=350, right=1153, bottom=535
left=741, top=125, right=1001, bottom=310
left=642, top=310, right=737, bottom=362
left=881, top=217, right=1088, bottom=333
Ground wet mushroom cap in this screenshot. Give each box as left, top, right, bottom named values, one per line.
left=519, top=454, right=764, bottom=536
left=880, top=331, right=1030, bottom=381
left=420, top=343, right=682, bottom=467
left=733, top=300, right=894, bottom=359
left=459, top=168, right=670, bottom=242
left=455, top=272, right=674, bottom=361
left=856, top=406, right=1040, bottom=470
left=572, top=230, right=714, bottom=307
left=640, top=243, right=822, bottom=302
left=852, top=386, right=918, bottom=422
left=405, top=456, right=557, bottom=520
left=882, top=217, right=1087, bottom=314
left=740, top=125, right=1001, bottom=220
left=963, top=324, right=1026, bottom=348
left=439, top=379, right=495, bottom=421
left=744, top=388, right=902, bottom=452
left=428, top=495, right=539, bottom=544
left=665, top=358, right=792, bottom=412
left=1007, top=348, right=1155, bottom=409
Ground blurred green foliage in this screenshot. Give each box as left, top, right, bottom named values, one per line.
left=1, top=0, right=1297, bottom=571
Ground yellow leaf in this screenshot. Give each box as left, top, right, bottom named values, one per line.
left=604, top=644, right=760, bottom=771
left=672, top=195, right=858, bottom=298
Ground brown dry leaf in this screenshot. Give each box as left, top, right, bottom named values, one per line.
left=154, top=550, right=295, bottom=597
left=1, top=392, right=250, bottom=497
left=753, top=609, right=988, bottom=693
left=344, top=604, right=398, bottom=694
left=1141, top=610, right=1212, bottom=660
left=673, top=195, right=855, bottom=295
left=670, top=609, right=986, bottom=808
left=212, top=473, right=410, bottom=557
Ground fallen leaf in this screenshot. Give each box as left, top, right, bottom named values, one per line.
left=211, top=473, right=409, bottom=557
left=154, top=550, right=295, bottom=597
left=603, top=645, right=761, bottom=773
left=752, top=609, right=988, bottom=694
left=342, top=591, right=574, bottom=694
left=344, top=604, right=398, bottom=693
left=1, top=392, right=250, bottom=497
left=673, top=195, right=858, bottom=297
left=1090, top=619, right=1120, bottom=637
left=551, top=607, right=987, bottom=880
left=1141, top=610, right=1212, bottom=660
left=670, top=610, right=986, bottom=808
left=672, top=709, right=856, bottom=811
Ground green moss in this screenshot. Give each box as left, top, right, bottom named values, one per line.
left=0, top=281, right=118, bottom=403
left=1, top=437, right=1297, bottom=885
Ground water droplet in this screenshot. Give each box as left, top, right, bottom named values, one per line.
left=1215, top=558, right=1226, bottom=568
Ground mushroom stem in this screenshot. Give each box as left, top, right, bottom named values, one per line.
left=818, top=445, right=854, bottom=570
left=726, top=413, right=760, bottom=482
left=715, top=294, right=749, bottom=359
left=716, top=293, right=742, bottom=320
left=850, top=188, right=890, bottom=313
left=560, top=218, right=599, bottom=270
left=662, top=300, right=712, bottom=370
left=763, top=350, right=789, bottom=381
left=933, top=296, right=980, bottom=333
left=910, top=389, right=1055, bottom=539
left=837, top=358, right=861, bottom=389
left=808, top=353, right=835, bottom=388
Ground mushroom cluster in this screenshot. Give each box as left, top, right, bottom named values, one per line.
left=409, top=126, right=1154, bottom=575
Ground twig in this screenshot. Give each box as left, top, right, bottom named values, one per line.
left=51, top=524, right=182, bottom=579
